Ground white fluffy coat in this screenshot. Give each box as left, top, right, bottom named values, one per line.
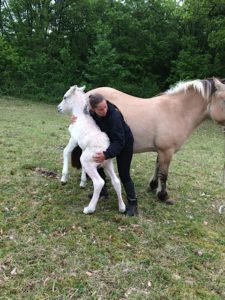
left=57, top=86, right=125, bottom=214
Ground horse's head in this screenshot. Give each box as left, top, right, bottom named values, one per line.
left=209, top=78, right=225, bottom=125
left=57, top=85, right=86, bottom=114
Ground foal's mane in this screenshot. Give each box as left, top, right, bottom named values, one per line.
left=166, top=78, right=219, bottom=102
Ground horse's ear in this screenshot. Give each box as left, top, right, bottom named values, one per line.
left=214, top=78, right=225, bottom=91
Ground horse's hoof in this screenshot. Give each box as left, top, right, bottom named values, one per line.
left=79, top=184, right=86, bottom=189
left=147, top=186, right=155, bottom=193
left=83, top=206, right=95, bottom=214
left=149, top=180, right=158, bottom=192
left=157, top=191, right=168, bottom=202
left=165, top=199, right=176, bottom=205
left=61, top=181, right=67, bottom=186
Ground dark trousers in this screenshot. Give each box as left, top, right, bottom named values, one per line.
left=99, top=147, right=136, bottom=200
left=116, top=148, right=136, bottom=200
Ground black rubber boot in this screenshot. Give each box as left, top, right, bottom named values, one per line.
left=124, top=198, right=138, bottom=216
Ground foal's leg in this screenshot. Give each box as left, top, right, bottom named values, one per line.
left=156, top=149, right=175, bottom=204
left=81, top=161, right=104, bottom=214
left=61, top=137, right=77, bottom=185
left=149, top=155, right=159, bottom=191
left=79, top=168, right=87, bottom=188
left=104, top=161, right=126, bottom=213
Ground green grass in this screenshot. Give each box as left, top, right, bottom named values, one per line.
left=0, top=96, right=225, bottom=299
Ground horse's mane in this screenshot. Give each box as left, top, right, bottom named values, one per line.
left=165, top=78, right=220, bottom=101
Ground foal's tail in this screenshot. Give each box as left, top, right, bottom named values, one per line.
left=71, top=146, right=82, bottom=169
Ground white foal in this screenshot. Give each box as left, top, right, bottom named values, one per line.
left=57, top=85, right=126, bottom=214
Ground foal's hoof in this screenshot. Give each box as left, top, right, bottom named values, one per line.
left=165, top=199, right=176, bottom=205
left=79, top=182, right=86, bottom=188
left=219, top=205, right=225, bottom=214
left=119, top=204, right=126, bottom=213
left=61, top=181, right=67, bottom=186
left=83, top=206, right=95, bottom=214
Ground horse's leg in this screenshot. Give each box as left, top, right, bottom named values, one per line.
left=149, top=155, right=159, bottom=192
left=79, top=168, right=87, bottom=188
left=156, top=149, right=175, bottom=205
left=61, top=137, right=77, bottom=185
left=104, top=161, right=126, bottom=213
left=81, top=160, right=104, bottom=214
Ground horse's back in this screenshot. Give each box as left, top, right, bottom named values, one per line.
left=87, top=87, right=165, bottom=152
left=87, top=87, right=150, bottom=106
left=87, top=87, right=208, bottom=154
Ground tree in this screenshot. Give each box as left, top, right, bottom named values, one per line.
left=169, top=0, right=225, bottom=83
left=84, top=22, right=124, bottom=89
left=168, top=36, right=212, bottom=82
left=0, top=36, right=18, bottom=93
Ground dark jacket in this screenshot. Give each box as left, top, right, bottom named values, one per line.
left=90, top=101, right=134, bottom=159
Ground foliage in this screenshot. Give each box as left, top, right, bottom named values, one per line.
left=83, top=21, right=125, bottom=90
left=0, top=36, right=19, bottom=93
left=168, top=36, right=213, bottom=82
left=0, top=0, right=225, bottom=101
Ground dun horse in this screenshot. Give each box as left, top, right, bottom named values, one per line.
left=71, top=78, right=225, bottom=204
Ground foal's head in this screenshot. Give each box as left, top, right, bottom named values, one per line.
left=57, top=85, right=86, bottom=114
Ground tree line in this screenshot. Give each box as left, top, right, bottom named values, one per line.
left=0, top=0, right=225, bottom=102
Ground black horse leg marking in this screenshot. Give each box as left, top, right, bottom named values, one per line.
left=149, top=156, right=159, bottom=191
left=156, top=171, right=169, bottom=202
left=156, top=150, right=175, bottom=205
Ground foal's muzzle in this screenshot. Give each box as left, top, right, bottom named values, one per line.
left=57, top=105, right=63, bottom=113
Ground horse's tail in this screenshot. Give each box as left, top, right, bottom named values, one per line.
left=71, top=146, right=82, bottom=169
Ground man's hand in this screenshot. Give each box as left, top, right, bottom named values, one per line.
left=93, top=152, right=105, bottom=163
left=71, top=115, right=77, bottom=123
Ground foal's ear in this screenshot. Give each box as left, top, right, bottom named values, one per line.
left=69, top=85, right=77, bottom=94
left=214, top=78, right=225, bottom=91
left=80, top=85, right=86, bottom=92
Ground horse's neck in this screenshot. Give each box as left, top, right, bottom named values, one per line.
left=72, top=108, right=84, bottom=116
left=75, top=112, right=97, bottom=129
left=72, top=104, right=85, bottom=116
left=177, top=91, right=208, bottom=127
left=71, top=93, right=87, bottom=116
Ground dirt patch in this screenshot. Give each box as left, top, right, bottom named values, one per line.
left=22, top=165, right=60, bottom=179
left=33, top=167, right=59, bottom=179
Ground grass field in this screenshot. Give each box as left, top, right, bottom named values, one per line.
left=0, top=96, right=225, bottom=300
